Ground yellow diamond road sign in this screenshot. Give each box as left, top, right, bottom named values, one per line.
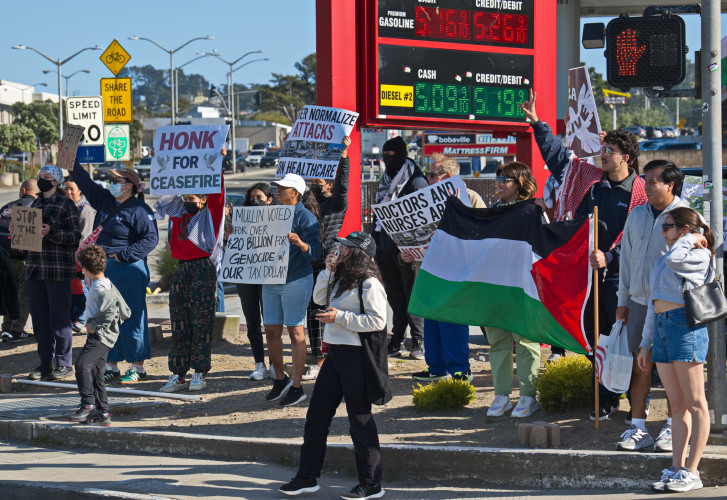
left=100, top=39, right=130, bottom=76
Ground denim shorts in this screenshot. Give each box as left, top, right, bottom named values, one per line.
left=652, top=307, right=709, bottom=363
left=262, top=274, right=313, bottom=327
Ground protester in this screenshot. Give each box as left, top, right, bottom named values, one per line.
left=521, top=90, right=647, bottom=421
left=0, top=179, right=38, bottom=343
left=412, top=154, right=484, bottom=384
left=637, top=207, right=712, bottom=493
left=70, top=159, right=158, bottom=384
left=279, top=232, right=388, bottom=499
left=153, top=170, right=226, bottom=392
left=616, top=160, right=686, bottom=452
left=373, top=136, right=428, bottom=360
left=216, top=197, right=234, bottom=314
left=305, top=135, right=351, bottom=381
left=64, top=177, right=96, bottom=333
left=265, top=173, right=321, bottom=407
left=484, top=162, right=542, bottom=418
left=23, top=165, right=81, bottom=380
left=69, top=244, right=130, bottom=426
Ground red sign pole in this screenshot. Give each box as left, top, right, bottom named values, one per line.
left=316, top=0, right=362, bottom=235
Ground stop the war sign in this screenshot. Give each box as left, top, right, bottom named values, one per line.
left=66, top=96, right=104, bottom=147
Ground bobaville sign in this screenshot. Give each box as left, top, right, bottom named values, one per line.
left=422, top=132, right=517, bottom=156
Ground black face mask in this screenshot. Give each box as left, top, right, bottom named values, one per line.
left=37, top=178, right=54, bottom=193
left=184, top=202, right=200, bottom=215
left=383, top=156, right=401, bottom=177
left=310, top=184, right=323, bottom=198
left=249, top=198, right=267, bottom=207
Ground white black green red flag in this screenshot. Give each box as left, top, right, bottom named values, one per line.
left=409, top=198, right=593, bottom=355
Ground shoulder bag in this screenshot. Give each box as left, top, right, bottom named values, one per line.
left=357, top=282, right=392, bottom=405
left=683, top=264, right=727, bottom=328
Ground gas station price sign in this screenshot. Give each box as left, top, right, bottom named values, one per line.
left=378, top=0, right=534, bottom=49
left=378, top=45, right=531, bottom=123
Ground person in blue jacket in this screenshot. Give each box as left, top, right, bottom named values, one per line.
left=70, top=159, right=158, bottom=384
left=264, top=173, right=321, bottom=408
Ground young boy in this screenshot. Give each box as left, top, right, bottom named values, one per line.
left=69, top=244, right=131, bottom=426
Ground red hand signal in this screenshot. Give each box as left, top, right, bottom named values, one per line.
left=615, top=28, right=646, bottom=76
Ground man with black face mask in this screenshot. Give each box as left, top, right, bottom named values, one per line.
left=373, top=136, right=428, bottom=359
left=304, top=136, right=351, bottom=380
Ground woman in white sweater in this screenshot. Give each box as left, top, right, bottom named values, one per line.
left=279, top=231, right=388, bottom=500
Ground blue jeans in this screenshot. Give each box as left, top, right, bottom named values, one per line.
left=652, top=307, right=709, bottom=363
left=262, top=274, right=313, bottom=327
left=423, top=319, right=470, bottom=375
left=106, top=259, right=151, bottom=363
left=216, top=279, right=225, bottom=313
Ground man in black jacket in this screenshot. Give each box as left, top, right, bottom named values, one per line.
left=304, top=136, right=351, bottom=380
left=373, top=136, right=428, bottom=359
left=1, top=179, right=39, bottom=343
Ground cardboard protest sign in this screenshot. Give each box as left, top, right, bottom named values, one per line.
left=566, top=67, right=602, bottom=159
left=219, top=205, right=295, bottom=284
left=276, top=105, right=359, bottom=180
left=11, top=206, right=43, bottom=252
left=151, top=124, right=229, bottom=195
left=57, top=124, right=85, bottom=170
left=372, top=175, right=471, bottom=261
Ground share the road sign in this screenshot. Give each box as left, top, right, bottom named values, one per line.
left=101, top=77, right=133, bottom=123
left=100, top=39, right=131, bottom=77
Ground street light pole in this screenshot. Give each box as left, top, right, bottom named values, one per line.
left=203, top=50, right=265, bottom=171
left=174, top=52, right=218, bottom=119
left=43, top=69, right=91, bottom=97
left=12, top=44, right=103, bottom=139
left=128, top=36, right=214, bottom=125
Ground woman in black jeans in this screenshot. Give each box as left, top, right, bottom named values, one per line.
left=237, top=182, right=276, bottom=380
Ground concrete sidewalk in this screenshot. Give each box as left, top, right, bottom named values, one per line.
left=3, top=442, right=727, bottom=500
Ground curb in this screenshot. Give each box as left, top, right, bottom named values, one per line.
left=0, top=481, right=169, bottom=499
left=2, top=420, right=726, bottom=489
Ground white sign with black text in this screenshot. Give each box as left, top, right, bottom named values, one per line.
left=66, top=96, right=104, bottom=147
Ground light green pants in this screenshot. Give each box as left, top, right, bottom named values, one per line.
left=486, top=326, right=540, bottom=397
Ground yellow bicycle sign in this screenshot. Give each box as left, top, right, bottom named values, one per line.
left=100, top=39, right=131, bottom=76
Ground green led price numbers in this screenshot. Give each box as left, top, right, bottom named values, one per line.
left=473, top=87, right=527, bottom=119
left=415, top=83, right=470, bottom=115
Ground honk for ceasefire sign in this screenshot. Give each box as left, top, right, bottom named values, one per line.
left=151, top=125, right=229, bottom=195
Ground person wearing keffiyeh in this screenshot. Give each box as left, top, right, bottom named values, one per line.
left=520, top=90, right=647, bottom=423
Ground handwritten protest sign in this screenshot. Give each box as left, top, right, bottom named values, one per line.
left=151, top=124, right=229, bottom=196
left=372, top=175, right=471, bottom=261
left=219, top=205, right=294, bottom=284
left=57, top=124, right=85, bottom=170
left=276, top=105, right=359, bottom=180
left=11, top=206, right=43, bottom=252
left=566, top=67, right=602, bottom=159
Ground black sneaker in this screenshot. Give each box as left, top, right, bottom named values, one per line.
left=0, top=331, right=11, bottom=342
left=86, top=412, right=112, bottom=427
left=451, top=370, right=473, bottom=383
left=590, top=400, right=620, bottom=422
left=266, top=376, right=293, bottom=402
left=70, top=322, right=82, bottom=333
left=49, top=366, right=74, bottom=381
left=69, top=404, right=95, bottom=422
left=280, top=386, right=307, bottom=407
left=29, top=362, right=54, bottom=381
left=279, top=476, right=319, bottom=496
left=7, top=331, right=31, bottom=343
left=412, top=369, right=446, bottom=381
left=341, top=483, right=385, bottom=499
left=387, top=342, right=402, bottom=358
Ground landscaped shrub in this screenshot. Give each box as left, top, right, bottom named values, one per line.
left=534, top=354, right=594, bottom=412
left=153, top=244, right=178, bottom=290
left=411, top=378, right=476, bottom=411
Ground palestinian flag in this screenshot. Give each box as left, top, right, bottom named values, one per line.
left=409, top=198, right=593, bottom=355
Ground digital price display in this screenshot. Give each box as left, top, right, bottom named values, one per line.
left=379, top=0, right=534, bottom=49
left=378, top=45, right=531, bottom=123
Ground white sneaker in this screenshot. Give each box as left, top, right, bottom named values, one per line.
left=249, top=362, right=268, bottom=381
left=654, top=423, right=673, bottom=452
left=616, top=424, right=655, bottom=451
left=511, top=396, right=540, bottom=418
left=160, top=374, right=189, bottom=393
left=301, top=364, right=320, bottom=381
left=188, top=373, right=207, bottom=391
left=546, top=353, right=562, bottom=363
left=487, top=395, right=513, bottom=417
left=666, top=467, right=703, bottom=492
left=268, top=365, right=276, bottom=379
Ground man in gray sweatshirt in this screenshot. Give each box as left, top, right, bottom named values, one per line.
left=615, top=160, right=686, bottom=452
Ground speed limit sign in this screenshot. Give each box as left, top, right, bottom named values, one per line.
left=66, top=96, right=104, bottom=147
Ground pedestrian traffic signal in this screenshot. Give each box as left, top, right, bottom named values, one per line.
left=605, top=14, right=686, bottom=91
left=254, top=91, right=262, bottom=106
left=209, top=85, right=217, bottom=98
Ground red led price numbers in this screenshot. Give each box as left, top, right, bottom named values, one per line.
left=414, top=7, right=471, bottom=40
left=473, top=12, right=528, bottom=45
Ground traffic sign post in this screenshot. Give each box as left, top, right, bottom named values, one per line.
left=100, top=39, right=131, bottom=76
left=101, top=77, right=133, bottom=123
left=66, top=96, right=104, bottom=147
left=104, top=124, right=130, bottom=161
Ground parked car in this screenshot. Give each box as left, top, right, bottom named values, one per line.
left=222, top=149, right=245, bottom=173
left=645, top=127, right=664, bottom=139
left=251, top=143, right=269, bottom=153
left=625, top=126, right=647, bottom=138
left=226, top=193, right=246, bottom=207
left=247, top=148, right=266, bottom=167
left=260, top=150, right=282, bottom=168
left=93, top=161, right=127, bottom=181
left=134, top=157, right=152, bottom=180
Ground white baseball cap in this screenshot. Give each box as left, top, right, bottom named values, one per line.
left=272, top=173, right=307, bottom=196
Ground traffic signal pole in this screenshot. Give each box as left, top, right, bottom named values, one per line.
left=701, top=0, right=726, bottom=434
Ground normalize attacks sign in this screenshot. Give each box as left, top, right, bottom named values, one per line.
left=276, top=105, right=359, bottom=180
left=150, top=125, right=229, bottom=195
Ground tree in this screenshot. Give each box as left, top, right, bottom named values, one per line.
left=0, top=124, right=37, bottom=172
left=11, top=101, right=58, bottom=145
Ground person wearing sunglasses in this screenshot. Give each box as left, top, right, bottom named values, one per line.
left=637, top=207, right=713, bottom=493
left=615, top=160, right=687, bottom=454
left=520, top=89, right=647, bottom=422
